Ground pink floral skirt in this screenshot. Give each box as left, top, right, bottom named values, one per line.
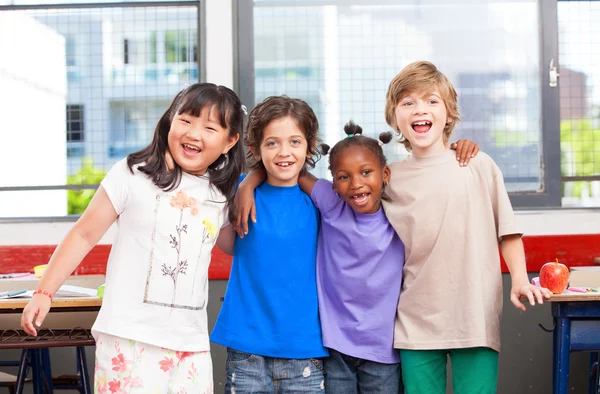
left=94, top=332, right=213, bottom=394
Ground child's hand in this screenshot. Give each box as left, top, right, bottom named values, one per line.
left=21, top=294, right=52, bottom=337
left=510, top=282, right=552, bottom=312
left=234, top=184, right=256, bottom=238
left=450, top=140, right=480, bottom=167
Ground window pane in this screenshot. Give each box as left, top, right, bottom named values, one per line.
left=66, top=104, right=84, bottom=142
left=0, top=5, right=199, bottom=217
left=558, top=1, right=600, bottom=207
left=253, top=1, right=542, bottom=192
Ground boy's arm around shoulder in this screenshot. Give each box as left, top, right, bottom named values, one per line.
left=309, top=177, right=343, bottom=214
left=216, top=224, right=236, bottom=255
left=234, top=169, right=266, bottom=238
left=298, top=170, right=319, bottom=196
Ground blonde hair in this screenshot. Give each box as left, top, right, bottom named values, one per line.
left=385, top=61, right=461, bottom=151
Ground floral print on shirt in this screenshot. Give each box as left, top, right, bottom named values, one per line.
left=143, top=188, right=221, bottom=311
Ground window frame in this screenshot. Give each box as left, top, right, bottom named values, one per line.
left=0, top=0, right=206, bottom=220
left=235, top=0, right=564, bottom=209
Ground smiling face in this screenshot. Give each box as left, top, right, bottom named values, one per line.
left=332, top=145, right=390, bottom=214
left=394, top=89, right=452, bottom=157
left=167, top=105, right=239, bottom=175
left=252, top=116, right=309, bottom=187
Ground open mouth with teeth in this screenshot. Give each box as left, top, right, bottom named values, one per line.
left=350, top=192, right=370, bottom=207
left=275, top=161, right=294, bottom=168
left=411, top=120, right=432, bottom=133
left=183, top=143, right=201, bottom=155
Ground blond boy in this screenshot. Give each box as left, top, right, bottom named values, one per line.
left=381, top=61, right=552, bottom=394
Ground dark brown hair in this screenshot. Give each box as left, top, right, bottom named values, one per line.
left=245, top=96, right=320, bottom=171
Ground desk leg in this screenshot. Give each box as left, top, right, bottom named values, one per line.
left=590, top=353, right=600, bottom=394
left=41, top=348, right=54, bottom=393
left=30, top=349, right=45, bottom=394
left=77, top=346, right=92, bottom=394
left=553, top=316, right=571, bottom=394
left=14, top=349, right=29, bottom=394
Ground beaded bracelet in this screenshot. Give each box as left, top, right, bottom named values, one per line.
left=33, top=289, right=53, bottom=301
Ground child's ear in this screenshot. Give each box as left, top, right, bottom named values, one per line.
left=249, top=146, right=260, bottom=160
left=223, top=133, right=240, bottom=154
left=382, top=165, right=391, bottom=185
left=446, top=117, right=454, bottom=126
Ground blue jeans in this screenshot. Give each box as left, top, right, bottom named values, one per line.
left=225, top=348, right=325, bottom=393
left=324, top=349, right=404, bottom=394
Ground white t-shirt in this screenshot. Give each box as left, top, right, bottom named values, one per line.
left=92, top=159, right=228, bottom=351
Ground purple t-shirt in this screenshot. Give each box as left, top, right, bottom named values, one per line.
left=311, top=179, right=405, bottom=364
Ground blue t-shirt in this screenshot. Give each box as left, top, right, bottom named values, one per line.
left=210, top=181, right=328, bottom=359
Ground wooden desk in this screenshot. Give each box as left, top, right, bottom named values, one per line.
left=0, top=296, right=102, bottom=349
left=0, top=297, right=102, bottom=314
left=549, top=291, right=600, bottom=394
left=548, top=292, right=600, bottom=302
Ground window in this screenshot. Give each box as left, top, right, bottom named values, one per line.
left=238, top=0, right=564, bottom=208
left=0, top=2, right=201, bottom=218
left=65, top=35, right=77, bottom=67
left=66, top=104, right=84, bottom=142
left=165, top=30, right=198, bottom=63
left=558, top=1, right=600, bottom=207
left=109, top=100, right=169, bottom=158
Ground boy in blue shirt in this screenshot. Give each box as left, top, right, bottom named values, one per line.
left=211, top=96, right=328, bottom=393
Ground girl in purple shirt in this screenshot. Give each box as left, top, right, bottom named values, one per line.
left=304, top=121, right=405, bottom=393
left=240, top=121, right=405, bottom=393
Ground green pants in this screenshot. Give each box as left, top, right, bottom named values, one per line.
left=400, top=347, right=498, bottom=394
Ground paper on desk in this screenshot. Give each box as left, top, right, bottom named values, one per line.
left=0, top=290, right=33, bottom=299
left=56, top=285, right=97, bottom=297
left=0, top=285, right=97, bottom=299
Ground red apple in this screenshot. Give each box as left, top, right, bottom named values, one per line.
left=539, top=261, right=569, bottom=294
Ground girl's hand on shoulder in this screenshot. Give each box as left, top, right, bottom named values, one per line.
left=234, top=184, right=256, bottom=238
left=510, top=282, right=552, bottom=312
left=450, top=140, right=480, bottom=167
left=21, top=294, right=52, bottom=337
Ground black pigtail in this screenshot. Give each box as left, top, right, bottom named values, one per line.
left=343, top=120, right=362, bottom=137
left=379, top=131, right=393, bottom=145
